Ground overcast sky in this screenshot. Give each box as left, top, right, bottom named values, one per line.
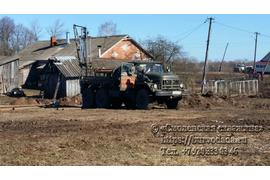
left=2, top=1, right=270, bottom=62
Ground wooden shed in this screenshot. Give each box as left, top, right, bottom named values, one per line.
left=41, top=57, right=81, bottom=99
left=0, top=57, right=20, bottom=94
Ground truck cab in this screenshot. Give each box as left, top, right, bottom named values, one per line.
left=115, top=61, right=188, bottom=109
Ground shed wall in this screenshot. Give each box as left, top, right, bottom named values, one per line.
left=0, top=60, right=20, bottom=94
left=43, top=74, right=80, bottom=99
left=43, top=72, right=67, bottom=99
left=66, top=78, right=80, bottom=98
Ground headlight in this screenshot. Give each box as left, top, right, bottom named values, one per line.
left=179, top=83, right=183, bottom=88
left=151, top=84, right=157, bottom=89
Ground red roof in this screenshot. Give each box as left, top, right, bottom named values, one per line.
left=256, top=61, right=270, bottom=64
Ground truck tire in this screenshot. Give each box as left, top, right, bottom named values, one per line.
left=136, top=89, right=150, bottom=110
left=82, top=87, right=95, bottom=108
left=166, top=98, right=182, bottom=110
left=95, top=88, right=109, bottom=108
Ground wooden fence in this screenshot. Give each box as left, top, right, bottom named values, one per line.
left=206, top=79, right=258, bottom=95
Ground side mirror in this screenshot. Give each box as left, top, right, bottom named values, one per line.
left=166, top=66, right=171, bottom=73
left=164, top=63, right=171, bottom=73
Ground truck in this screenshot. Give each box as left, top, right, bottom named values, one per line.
left=234, top=64, right=254, bottom=74
left=234, top=64, right=245, bottom=72
left=73, top=25, right=189, bottom=110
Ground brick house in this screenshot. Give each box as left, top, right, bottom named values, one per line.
left=8, top=34, right=153, bottom=88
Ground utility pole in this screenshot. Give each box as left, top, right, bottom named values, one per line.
left=219, top=43, right=229, bottom=72
left=201, top=17, right=214, bottom=93
left=253, top=32, right=259, bottom=72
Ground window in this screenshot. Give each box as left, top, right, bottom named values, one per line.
left=110, top=51, right=118, bottom=58
left=134, top=51, right=141, bottom=58
left=121, top=44, right=131, bottom=51
left=138, top=64, right=163, bottom=73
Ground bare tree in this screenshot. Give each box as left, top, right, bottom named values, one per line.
left=46, top=19, right=66, bottom=39
left=98, top=21, right=120, bottom=37
left=29, top=19, right=42, bottom=42
left=0, top=16, right=15, bottom=56
left=141, top=35, right=184, bottom=64
left=11, top=23, right=34, bottom=54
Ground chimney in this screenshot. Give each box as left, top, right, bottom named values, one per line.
left=97, top=45, right=102, bottom=58
left=51, top=37, right=56, bottom=47
left=66, top=32, right=70, bottom=44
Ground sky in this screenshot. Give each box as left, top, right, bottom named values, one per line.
left=2, top=1, right=270, bottom=63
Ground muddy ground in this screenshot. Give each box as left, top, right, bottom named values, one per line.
left=0, top=92, right=270, bottom=166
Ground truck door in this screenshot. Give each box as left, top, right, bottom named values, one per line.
left=120, top=63, right=136, bottom=91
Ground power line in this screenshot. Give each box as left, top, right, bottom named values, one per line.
left=260, top=33, right=270, bottom=38
left=215, top=21, right=270, bottom=39
left=215, top=21, right=254, bottom=34
left=170, top=22, right=206, bottom=40
left=177, top=23, right=206, bottom=41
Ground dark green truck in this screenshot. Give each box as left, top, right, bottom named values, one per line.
left=80, top=60, right=189, bottom=110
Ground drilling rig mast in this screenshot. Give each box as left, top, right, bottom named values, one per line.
left=73, top=24, right=92, bottom=77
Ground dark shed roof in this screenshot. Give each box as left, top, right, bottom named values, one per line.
left=44, top=58, right=129, bottom=78
left=91, top=58, right=128, bottom=69
left=54, top=59, right=81, bottom=78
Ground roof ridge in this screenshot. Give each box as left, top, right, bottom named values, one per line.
left=91, top=34, right=128, bottom=39
left=36, top=35, right=129, bottom=43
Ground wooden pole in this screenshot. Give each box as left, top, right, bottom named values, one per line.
left=53, top=72, right=61, bottom=99
left=201, top=17, right=214, bottom=93
left=219, top=43, right=229, bottom=72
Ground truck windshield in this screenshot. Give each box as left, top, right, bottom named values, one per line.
left=138, top=64, right=163, bottom=73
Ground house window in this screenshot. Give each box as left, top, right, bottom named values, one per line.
left=110, top=51, right=118, bottom=58
left=121, top=44, right=131, bottom=51
left=134, top=51, right=141, bottom=58
left=256, top=65, right=259, bottom=68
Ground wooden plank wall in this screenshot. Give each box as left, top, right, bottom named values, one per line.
left=0, top=60, right=20, bottom=94
left=66, top=78, right=80, bottom=98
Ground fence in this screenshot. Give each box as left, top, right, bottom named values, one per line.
left=206, top=79, right=258, bottom=95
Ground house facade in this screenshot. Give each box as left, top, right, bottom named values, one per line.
left=255, top=51, right=270, bottom=74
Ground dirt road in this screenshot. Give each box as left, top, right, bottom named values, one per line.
left=0, top=94, right=269, bottom=165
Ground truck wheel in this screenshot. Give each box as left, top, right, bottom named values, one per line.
left=166, top=98, right=182, bottom=110
left=82, top=87, right=95, bottom=108
left=95, top=88, right=109, bottom=108
left=136, top=89, right=149, bottom=110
